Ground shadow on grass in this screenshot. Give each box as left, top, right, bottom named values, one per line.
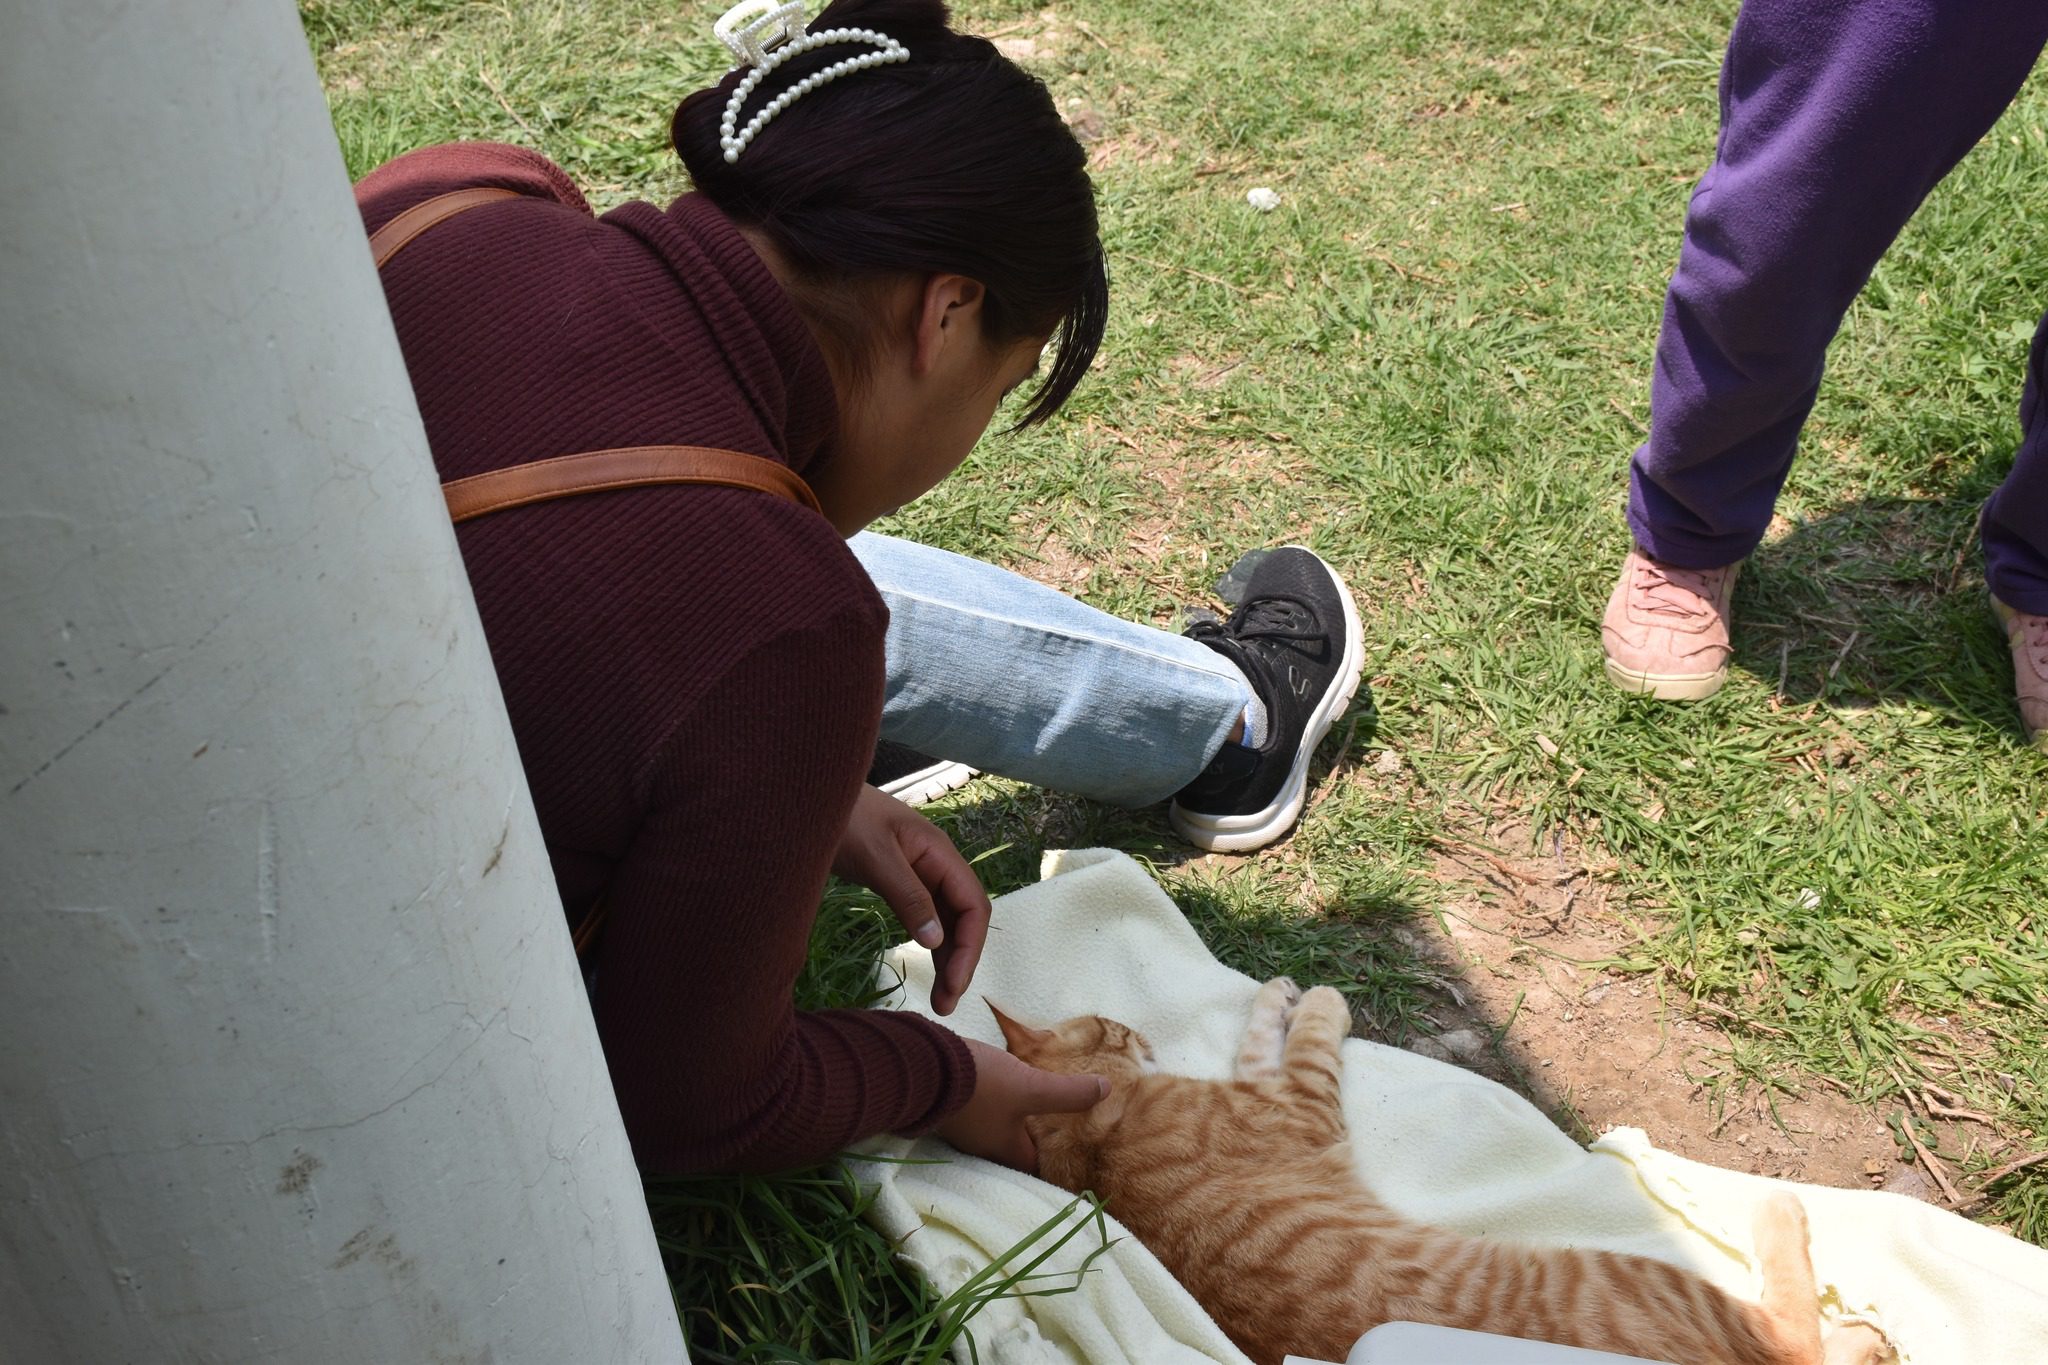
left=1163, top=867, right=1438, bottom=1041
left=1731, top=450, right=2030, bottom=745
left=926, top=684, right=1384, bottom=878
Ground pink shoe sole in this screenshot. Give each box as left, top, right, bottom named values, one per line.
left=1991, top=596, right=2048, bottom=752
left=1602, top=655, right=1728, bottom=702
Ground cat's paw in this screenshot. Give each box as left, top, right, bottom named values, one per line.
left=1293, top=986, right=1352, bottom=1037
left=1751, top=1191, right=1810, bottom=1252
left=1821, top=1323, right=1894, bottom=1365
left=1236, top=978, right=1302, bottom=1081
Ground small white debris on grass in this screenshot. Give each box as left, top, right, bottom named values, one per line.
left=1796, top=886, right=1823, bottom=910
left=1246, top=186, right=1281, bottom=212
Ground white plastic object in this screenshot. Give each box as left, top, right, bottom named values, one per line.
left=715, top=2, right=911, bottom=162
left=1339, top=1321, right=1675, bottom=1364
left=716, top=0, right=811, bottom=65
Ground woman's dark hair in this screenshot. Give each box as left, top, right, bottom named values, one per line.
left=674, top=0, right=1106, bottom=426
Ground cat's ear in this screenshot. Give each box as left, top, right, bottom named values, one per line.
left=986, top=1000, right=1052, bottom=1055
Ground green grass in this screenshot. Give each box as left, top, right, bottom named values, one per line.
left=309, top=0, right=2048, bottom=1353
left=647, top=1105, right=1116, bottom=1363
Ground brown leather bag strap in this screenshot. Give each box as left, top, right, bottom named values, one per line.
left=571, top=898, right=610, bottom=958
left=441, top=444, right=822, bottom=522
left=368, top=189, right=824, bottom=528
left=370, top=186, right=523, bottom=269
left=372, top=185, right=821, bottom=962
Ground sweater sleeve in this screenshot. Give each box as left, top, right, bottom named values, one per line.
left=586, top=603, right=977, bottom=1175
left=353, top=140, right=591, bottom=231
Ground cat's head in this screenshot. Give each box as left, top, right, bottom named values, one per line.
left=988, top=1002, right=1153, bottom=1191
left=990, top=1003, right=1156, bottom=1079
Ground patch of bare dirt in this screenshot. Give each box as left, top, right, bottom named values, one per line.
left=1166, top=352, right=1249, bottom=390
left=1088, top=128, right=1182, bottom=171
left=988, top=7, right=1113, bottom=66
left=1015, top=528, right=1096, bottom=595
left=1386, top=811, right=1949, bottom=1202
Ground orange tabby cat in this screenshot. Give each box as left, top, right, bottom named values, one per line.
left=995, top=978, right=1892, bottom=1365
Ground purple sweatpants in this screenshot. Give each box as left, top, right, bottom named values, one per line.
left=1628, top=0, right=2048, bottom=614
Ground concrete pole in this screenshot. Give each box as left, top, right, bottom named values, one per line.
left=0, top=2, right=685, bottom=1361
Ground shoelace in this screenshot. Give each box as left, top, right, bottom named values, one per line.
left=1184, top=595, right=1331, bottom=774
left=1631, top=559, right=1730, bottom=621
left=1190, top=594, right=1330, bottom=651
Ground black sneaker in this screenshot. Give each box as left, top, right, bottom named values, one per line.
left=1169, top=547, right=1363, bottom=851
left=868, top=740, right=978, bottom=805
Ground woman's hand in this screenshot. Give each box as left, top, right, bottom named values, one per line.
left=936, top=1038, right=1106, bottom=1172
left=833, top=784, right=991, bottom=1016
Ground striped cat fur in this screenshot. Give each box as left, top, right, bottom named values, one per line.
left=995, top=979, right=1891, bottom=1365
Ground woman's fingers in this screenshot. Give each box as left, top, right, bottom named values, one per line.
left=836, top=786, right=993, bottom=1015
left=839, top=787, right=946, bottom=946
left=940, top=1039, right=1105, bottom=1172
left=1023, top=1067, right=1110, bottom=1113
left=935, top=901, right=988, bottom=1011
left=999, top=1129, right=1037, bottom=1171
left=894, top=813, right=989, bottom=1015
left=869, top=848, right=943, bottom=948
left=915, top=844, right=990, bottom=1012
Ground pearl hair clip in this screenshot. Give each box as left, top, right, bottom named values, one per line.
left=714, top=0, right=909, bottom=163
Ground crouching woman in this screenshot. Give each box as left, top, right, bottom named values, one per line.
left=356, top=0, right=1107, bottom=1172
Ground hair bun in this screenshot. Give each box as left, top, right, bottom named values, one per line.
left=809, top=0, right=954, bottom=44
left=672, top=0, right=1105, bottom=427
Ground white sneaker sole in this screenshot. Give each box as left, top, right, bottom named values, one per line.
left=876, top=758, right=979, bottom=806
left=1169, top=549, right=1366, bottom=853
left=1602, top=656, right=1727, bottom=702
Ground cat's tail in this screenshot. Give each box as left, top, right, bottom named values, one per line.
left=1368, top=1193, right=1821, bottom=1365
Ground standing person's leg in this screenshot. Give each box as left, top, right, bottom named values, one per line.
left=1984, top=313, right=2048, bottom=746
left=850, top=533, right=1364, bottom=850
left=1606, top=0, right=2048, bottom=699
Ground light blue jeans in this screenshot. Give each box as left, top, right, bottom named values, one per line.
left=851, top=532, right=1253, bottom=807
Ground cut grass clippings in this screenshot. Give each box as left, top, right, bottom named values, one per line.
left=310, top=0, right=2048, bottom=1355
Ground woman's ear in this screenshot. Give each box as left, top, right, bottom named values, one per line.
left=912, top=273, right=988, bottom=376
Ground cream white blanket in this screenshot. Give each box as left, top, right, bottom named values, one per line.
left=850, top=849, right=2048, bottom=1365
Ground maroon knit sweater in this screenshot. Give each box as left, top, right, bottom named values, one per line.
left=356, top=142, right=973, bottom=1173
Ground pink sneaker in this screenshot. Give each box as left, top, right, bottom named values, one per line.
left=1601, top=546, right=1740, bottom=700
left=1992, top=596, right=2048, bottom=751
